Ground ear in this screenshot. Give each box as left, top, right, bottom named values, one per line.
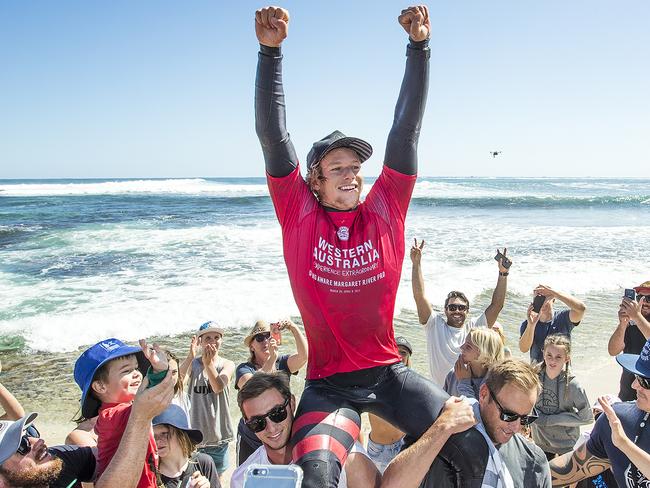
left=478, top=383, right=489, bottom=405
left=91, top=379, right=106, bottom=395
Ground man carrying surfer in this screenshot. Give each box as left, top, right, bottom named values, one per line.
left=254, top=5, right=488, bottom=487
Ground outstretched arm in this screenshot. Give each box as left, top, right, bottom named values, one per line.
left=255, top=6, right=298, bottom=178
left=549, top=442, right=610, bottom=486
left=384, top=5, right=431, bottom=176
left=484, top=248, right=510, bottom=327
left=410, top=239, right=433, bottom=324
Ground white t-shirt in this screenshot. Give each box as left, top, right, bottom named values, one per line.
left=425, top=311, right=488, bottom=386
left=230, top=442, right=367, bottom=488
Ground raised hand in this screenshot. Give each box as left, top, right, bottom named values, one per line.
left=621, top=297, right=644, bottom=322
left=527, top=304, right=540, bottom=327
left=255, top=6, right=290, bottom=47
left=534, top=284, right=557, bottom=299
left=398, top=5, right=430, bottom=42
left=496, top=248, right=512, bottom=272
left=598, top=396, right=626, bottom=449
left=188, top=335, right=199, bottom=359
left=139, top=339, right=168, bottom=373
left=410, top=238, right=425, bottom=264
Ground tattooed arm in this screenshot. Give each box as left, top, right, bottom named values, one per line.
left=549, top=443, right=611, bottom=486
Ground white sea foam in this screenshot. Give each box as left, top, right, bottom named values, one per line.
left=0, top=179, right=269, bottom=197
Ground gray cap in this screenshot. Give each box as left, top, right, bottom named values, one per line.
left=306, top=130, right=373, bottom=170
left=0, top=413, right=38, bottom=465
left=396, top=336, right=413, bottom=356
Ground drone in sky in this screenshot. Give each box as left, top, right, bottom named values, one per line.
left=490, top=151, right=502, bottom=158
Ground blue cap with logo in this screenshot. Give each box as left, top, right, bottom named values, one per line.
left=617, top=337, right=650, bottom=378
left=74, top=338, right=144, bottom=418
left=197, top=321, right=224, bottom=338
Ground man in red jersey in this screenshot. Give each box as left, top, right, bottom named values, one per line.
left=254, top=5, right=490, bottom=488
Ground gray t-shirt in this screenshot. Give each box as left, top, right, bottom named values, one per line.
left=188, top=357, right=234, bottom=447
left=497, top=433, right=551, bottom=488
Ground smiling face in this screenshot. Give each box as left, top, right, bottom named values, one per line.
left=633, top=376, right=650, bottom=412
left=543, top=344, right=569, bottom=378
left=444, top=297, right=469, bottom=328
left=92, top=355, right=142, bottom=404
left=242, top=388, right=295, bottom=455
left=478, top=382, right=537, bottom=446
left=460, top=336, right=480, bottom=364
left=310, top=148, right=363, bottom=211
left=250, top=332, right=272, bottom=364
left=0, top=436, right=63, bottom=487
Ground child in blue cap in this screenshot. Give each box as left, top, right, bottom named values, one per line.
left=74, top=338, right=168, bottom=488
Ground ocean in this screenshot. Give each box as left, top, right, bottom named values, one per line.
left=1, top=176, right=649, bottom=425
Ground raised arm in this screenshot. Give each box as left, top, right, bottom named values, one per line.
left=621, top=297, right=650, bottom=338
left=519, top=305, right=539, bottom=353
left=410, top=238, right=433, bottom=324
left=549, top=442, right=609, bottom=486
left=536, top=285, right=586, bottom=323
left=484, top=248, right=510, bottom=327
left=283, top=320, right=308, bottom=373
left=384, top=6, right=431, bottom=176
left=254, top=6, right=298, bottom=178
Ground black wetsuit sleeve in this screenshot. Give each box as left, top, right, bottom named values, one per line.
left=255, top=44, right=299, bottom=178
left=384, top=38, right=430, bottom=176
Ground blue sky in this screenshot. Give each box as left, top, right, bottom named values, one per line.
left=1, top=1, right=648, bottom=178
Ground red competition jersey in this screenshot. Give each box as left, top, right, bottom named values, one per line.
left=267, top=165, right=416, bottom=379
left=95, top=402, right=158, bottom=488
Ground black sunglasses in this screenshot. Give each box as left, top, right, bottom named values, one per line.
left=635, top=374, right=650, bottom=390
left=637, top=294, right=650, bottom=303
left=16, top=425, right=40, bottom=456
left=446, top=304, right=468, bottom=312
left=244, top=397, right=290, bottom=433
left=489, top=389, right=538, bottom=426
left=253, top=332, right=271, bottom=343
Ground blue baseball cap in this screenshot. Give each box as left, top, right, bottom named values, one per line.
left=74, top=338, right=145, bottom=418
left=153, top=404, right=203, bottom=445
left=0, top=413, right=38, bottom=465
left=617, top=337, right=650, bottom=378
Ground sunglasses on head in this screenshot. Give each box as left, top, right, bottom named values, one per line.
left=253, top=332, right=271, bottom=343
left=446, top=304, right=468, bottom=312
left=635, top=374, right=650, bottom=390
left=16, top=425, right=40, bottom=456
left=489, top=389, right=538, bottom=426
left=244, top=397, right=290, bottom=433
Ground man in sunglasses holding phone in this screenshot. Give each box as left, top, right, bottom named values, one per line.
left=411, top=240, right=510, bottom=386
left=608, top=280, right=650, bottom=401
left=383, top=359, right=551, bottom=488
left=551, top=337, right=650, bottom=487
left=230, top=372, right=381, bottom=488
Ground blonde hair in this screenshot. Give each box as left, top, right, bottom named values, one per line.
left=485, top=358, right=541, bottom=397
left=468, top=328, right=505, bottom=369
left=541, top=334, right=572, bottom=395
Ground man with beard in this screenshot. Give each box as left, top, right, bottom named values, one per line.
left=551, top=337, right=650, bottom=487
left=608, top=281, right=650, bottom=401
left=410, top=239, right=510, bottom=386
left=382, top=358, right=551, bottom=488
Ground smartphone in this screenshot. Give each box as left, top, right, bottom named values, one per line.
left=532, top=295, right=546, bottom=313
left=270, top=323, right=282, bottom=345
left=494, top=250, right=512, bottom=269
left=244, top=464, right=303, bottom=488
left=624, top=288, right=636, bottom=300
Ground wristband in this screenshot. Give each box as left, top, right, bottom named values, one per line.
left=499, top=271, right=509, bottom=277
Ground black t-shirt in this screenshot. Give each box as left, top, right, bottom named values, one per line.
left=160, top=452, right=220, bottom=488
left=49, top=445, right=96, bottom=488
left=619, top=322, right=646, bottom=401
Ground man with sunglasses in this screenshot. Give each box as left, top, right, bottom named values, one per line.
left=411, top=239, right=510, bottom=386
left=383, top=359, right=551, bottom=488
left=230, top=372, right=381, bottom=488
left=608, top=281, right=650, bottom=401
left=551, top=337, right=650, bottom=487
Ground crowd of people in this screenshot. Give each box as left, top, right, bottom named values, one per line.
left=2, top=3, right=650, bottom=488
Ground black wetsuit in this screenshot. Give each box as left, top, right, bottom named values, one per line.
left=255, top=40, right=489, bottom=488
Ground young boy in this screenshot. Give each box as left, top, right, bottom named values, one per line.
left=74, top=338, right=168, bottom=488
left=180, top=321, right=234, bottom=479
